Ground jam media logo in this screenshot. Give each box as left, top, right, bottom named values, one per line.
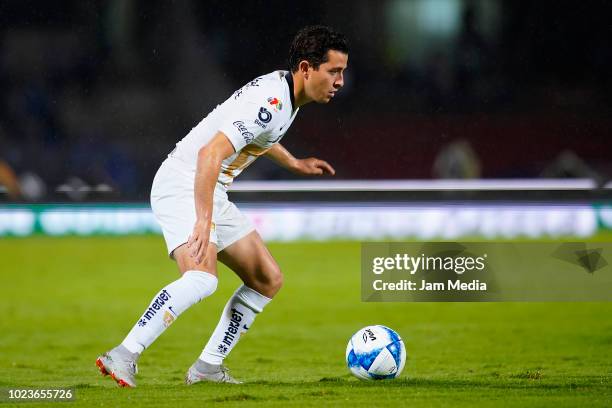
left=552, top=243, right=608, bottom=274
left=267, top=97, right=283, bottom=111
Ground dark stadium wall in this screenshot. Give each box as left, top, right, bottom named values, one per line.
left=286, top=114, right=612, bottom=179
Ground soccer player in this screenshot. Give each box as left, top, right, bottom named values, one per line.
left=96, top=25, right=348, bottom=387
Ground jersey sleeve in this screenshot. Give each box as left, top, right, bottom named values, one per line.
left=218, top=85, right=282, bottom=152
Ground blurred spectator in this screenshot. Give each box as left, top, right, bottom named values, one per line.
left=0, top=1, right=609, bottom=199
left=19, top=171, right=47, bottom=201
left=541, top=150, right=604, bottom=186
left=433, top=139, right=482, bottom=179
left=0, top=159, right=22, bottom=200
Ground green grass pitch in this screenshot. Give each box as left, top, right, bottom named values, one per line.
left=0, top=236, right=611, bottom=407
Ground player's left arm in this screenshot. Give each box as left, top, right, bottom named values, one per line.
left=265, top=143, right=335, bottom=176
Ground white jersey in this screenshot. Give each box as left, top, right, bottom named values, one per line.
left=169, top=70, right=300, bottom=186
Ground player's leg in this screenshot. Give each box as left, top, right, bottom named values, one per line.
left=96, top=243, right=218, bottom=387
left=217, top=231, right=283, bottom=297
left=186, top=230, right=282, bottom=384
left=119, top=243, right=219, bottom=354
left=97, top=159, right=220, bottom=387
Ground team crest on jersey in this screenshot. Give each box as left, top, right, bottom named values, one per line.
left=163, top=310, right=175, bottom=327
left=267, top=97, right=283, bottom=112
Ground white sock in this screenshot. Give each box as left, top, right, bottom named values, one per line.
left=121, top=271, right=218, bottom=354
left=199, top=285, right=271, bottom=365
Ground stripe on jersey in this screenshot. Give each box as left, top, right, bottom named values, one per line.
left=221, top=144, right=272, bottom=181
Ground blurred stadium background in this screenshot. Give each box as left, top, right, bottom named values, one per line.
left=0, top=0, right=611, bottom=239
left=1, top=3, right=612, bottom=406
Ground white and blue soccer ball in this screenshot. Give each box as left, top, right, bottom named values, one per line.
left=345, top=325, right=406, bottom=380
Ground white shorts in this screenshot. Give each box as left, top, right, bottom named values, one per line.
left=150, top=157, right=254, bottom=257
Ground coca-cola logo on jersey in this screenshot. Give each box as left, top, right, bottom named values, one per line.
left=232, top=121, right=255, bottom=143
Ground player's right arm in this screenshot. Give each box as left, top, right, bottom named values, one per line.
left=187, top=131, right=235, bottom=264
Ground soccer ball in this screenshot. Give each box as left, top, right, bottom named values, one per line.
left=345, top=325, right=406, bottom=380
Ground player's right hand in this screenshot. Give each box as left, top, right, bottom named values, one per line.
left=187, top=219, right=210, bottom=265
left=293, top=157, right=336, bottom=176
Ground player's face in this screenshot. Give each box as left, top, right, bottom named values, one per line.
left=307, top=50, right=348, bottom=103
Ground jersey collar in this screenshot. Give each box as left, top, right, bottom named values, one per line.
left=284, top=71, right=296, bottom=112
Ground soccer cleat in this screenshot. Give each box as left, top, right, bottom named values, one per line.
left=96, top=348, right=139, bottom=388
left=185, top=361, right=242, bottom=385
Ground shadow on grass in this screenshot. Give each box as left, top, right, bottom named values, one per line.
left=3, top=374, right=607, bottom=394
left=244, top=375, right=609, bottom=391
left=207, top=392, right=266, bottom=403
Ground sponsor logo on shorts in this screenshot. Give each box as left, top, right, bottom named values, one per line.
left=137, top=289, right=172, bottom=327
left=232, top=121, right=255, bottom=144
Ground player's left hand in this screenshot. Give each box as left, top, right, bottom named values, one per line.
left=293, top=157, right=336, bottom=176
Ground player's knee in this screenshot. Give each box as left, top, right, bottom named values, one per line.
left=268, top=267, right=284, bottom=293
left=252, top=266, right=283, bottom=297
left=174, top=243, right=218, bottom=275
left=181, top=271, right=218, bottom=303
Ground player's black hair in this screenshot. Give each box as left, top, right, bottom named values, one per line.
left=289, top=25, right=349, bottom=72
